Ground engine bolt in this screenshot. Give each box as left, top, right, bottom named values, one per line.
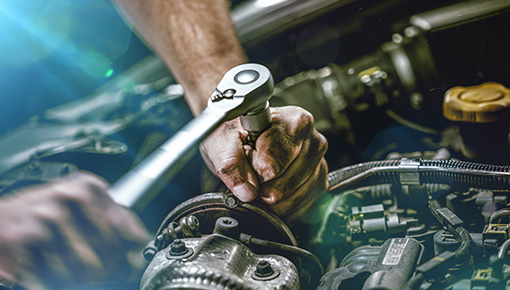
left=169, top=239, right=189, bottom=256
left=214, top=217, right=239, bottom=239
left=255, top=260, right=274, bottom=277
left=223, top=192, right=240, bottom=208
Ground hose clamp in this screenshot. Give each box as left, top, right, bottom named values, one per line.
left=399, top=158, right=420, bottom=185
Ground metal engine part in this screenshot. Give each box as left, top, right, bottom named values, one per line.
left=317, top=238, right=424, bottom=290
left=140, top=192, right=324, bottom=289
left=141, top=234, right=299, bottom=290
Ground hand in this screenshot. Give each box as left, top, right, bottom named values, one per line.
left=201, top=106, right=328, bottom=221
left=0, top=172, right=151, bottom=290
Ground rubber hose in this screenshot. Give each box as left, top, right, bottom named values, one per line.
left=498, top=239, right=510, bottom=260
left=428, top=199, right=471, bottom=257
left=454, top=227, right=471, bottom=259
left=239, top=233, right=324, bottom=287
left=489, top=208, right=510, bottom=224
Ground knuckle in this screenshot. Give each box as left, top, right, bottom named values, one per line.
left=279, top=106, right=314, bottom=127
left=290, top=106, right=314, bottom=126
left=315, top=159, right=329, bottom=191
left=315, top=131, right=328, bottom=156
left=257, top=158, right=280, bottom=182
left=298, top=108, right=315, bottom=126
left=51, top=181, right=97, bottom=206
left=306, top=130, right=328, bottom=158
left=265, top=192, right=282, bottom=205
left=214, top=156, right=249, bottom=187
left=261, top=185, right=287, bottom=205
left=215, top=157, right=239, bottom=177
left=291, top=107, right=315, bottom=139
left=34, top=202, right=68, bottom=224
left=199, top=142, right=208, bottom=158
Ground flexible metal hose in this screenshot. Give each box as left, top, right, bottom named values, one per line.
left=385, top=109, right=439, bottom=135
left=328, top=159, right=401, bottom=190
left=328, top=158, right=510, bottom=192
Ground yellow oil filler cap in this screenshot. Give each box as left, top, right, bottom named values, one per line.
left=443, top=82, right=510, bottom=123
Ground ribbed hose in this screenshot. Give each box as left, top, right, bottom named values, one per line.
left=328, top=159, right=510, bottom=192
left=385, top=109, right=439, bottom=135
left=419, top=160, right=510, bottom=189
left=328, top=159, right=401, bottom=188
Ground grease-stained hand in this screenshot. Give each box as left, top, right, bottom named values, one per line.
left=201, top=106, right=328, bottom=221
left=0, top=172, right=151, bottom=290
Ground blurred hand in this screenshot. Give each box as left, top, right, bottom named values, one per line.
left=201, top=106, right=328, bottom=221
left=0, top=172, right=151, bottom=290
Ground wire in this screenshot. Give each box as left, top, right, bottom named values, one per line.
left=498, top=239, right=510, bottom=260
left=489, top=208, right=510, bottom=224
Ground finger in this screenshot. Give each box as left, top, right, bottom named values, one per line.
left=56, top=172, right=150, bottom=245
left=36, top=251, right=75, bottom=287
left=258, top=128, right=328, bottom=204
left=15, top=267, right=47, bottom=290
left=47, top=222, right=105, bottom=284
left=64, top=175, right=150, bottom=278
left=201, top=119, right=259, bottom=202
left=269, top=159, right=328, bottom=221
left=251, top=106, right=314, bottom=183
left=32, top=191, right=106, bottom=284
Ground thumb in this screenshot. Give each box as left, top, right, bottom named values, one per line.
left=200, top=121, right=259, bottom=202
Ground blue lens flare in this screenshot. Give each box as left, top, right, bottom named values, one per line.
left=0, top=0, right=138, bottom=130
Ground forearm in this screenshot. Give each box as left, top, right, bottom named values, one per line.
left=113, top=0, right=246, bottom=115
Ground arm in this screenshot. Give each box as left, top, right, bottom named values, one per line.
left=113, top=0, right=246, bottom=116
left=113, top=0, right=328, bottom=221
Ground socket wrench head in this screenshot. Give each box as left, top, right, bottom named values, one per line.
left=207, top=63, right=274, bottom=121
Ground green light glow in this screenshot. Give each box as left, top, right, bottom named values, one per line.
left=105, top=68, right=114, bottom=77
left=78, top=50, right=112, bottom=78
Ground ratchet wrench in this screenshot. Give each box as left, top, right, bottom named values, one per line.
left=109, top=63, right=274, bottom=210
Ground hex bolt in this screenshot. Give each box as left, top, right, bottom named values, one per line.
left=223, top=192, right=240, bottom=208
left=225, top=196, right=238, bottom=207
left=255, top=260, right=274, bottom=277
left=169, top=239, right=189, bottom=256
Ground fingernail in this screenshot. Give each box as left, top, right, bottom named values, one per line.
left=232, top=183, right=257, bottom=202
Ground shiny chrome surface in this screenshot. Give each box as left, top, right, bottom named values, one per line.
left=410, top=0, right=510, bottom=31
left=232, top=0, right=355, bottom=43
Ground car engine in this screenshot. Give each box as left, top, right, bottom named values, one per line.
left=1, top=0, right=510, bottom=289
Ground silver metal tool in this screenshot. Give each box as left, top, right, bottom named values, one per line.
left=109, top=63, right=274, bottom=210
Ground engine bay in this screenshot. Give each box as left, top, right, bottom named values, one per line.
left=1, top=0, right=510, bottom=289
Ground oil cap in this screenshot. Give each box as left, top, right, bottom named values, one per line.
left=443, top=82, right=510, bottom=123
